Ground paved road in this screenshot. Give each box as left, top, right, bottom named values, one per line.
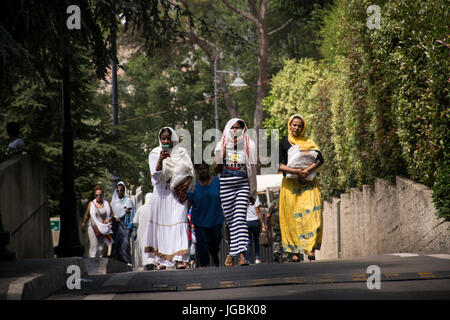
left=48, top=253, right=450, bottom=301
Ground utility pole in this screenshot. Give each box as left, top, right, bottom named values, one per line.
left=54, top=49, right=84, bottom=258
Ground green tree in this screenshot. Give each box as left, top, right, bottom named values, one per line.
left=0, top=0, right=199, bottom=214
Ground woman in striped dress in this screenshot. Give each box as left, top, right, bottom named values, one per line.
left=214, top=118, right=257, bottom=267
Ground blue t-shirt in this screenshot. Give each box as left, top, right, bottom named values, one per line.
left=188, top=176, right=224, bottom=228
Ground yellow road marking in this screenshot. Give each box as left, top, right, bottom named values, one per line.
left=220, top=281, right=235, bottom=288
left=418, top=272, right=436, bottom=278
left=317, top=276, right=334, bottom=283
left=284, top=277, right=302, bottom=283
left=250, top=279, right=269, bottom=286
left=351, top=274, right=367, bottom=281
left=186, top=283, right=202, bottom=290
left=384, top=273, right=400, bottom=279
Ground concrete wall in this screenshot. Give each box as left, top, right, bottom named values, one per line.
left=0, top=155, right=53, bottom=259
left=317, top=176, right=450, bottom=260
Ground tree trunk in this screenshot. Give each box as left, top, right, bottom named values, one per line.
left=253, top=20, right=268, bottom=137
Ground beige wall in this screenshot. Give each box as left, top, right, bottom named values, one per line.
left=0, top=155, right=53, bottom=259
left=317, top=177, right=450, bottom=260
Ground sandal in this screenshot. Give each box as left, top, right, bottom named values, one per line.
left=225, top=255, right=235, bottom=267
left=155, top=264, right=166, bottom=270
left=176, top=262, right=186, bottom=269
left=292, top=254, right=300, bottom=263
left=239, top=253, right=249, bottom=266
left=307, top=252, right=316, bottom=261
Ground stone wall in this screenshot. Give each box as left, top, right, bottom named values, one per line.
left=0, top=155, right=53, bottom=259
left=317, top=177, right=450, bottom=260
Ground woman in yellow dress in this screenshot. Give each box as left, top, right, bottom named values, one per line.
left=278, top=115, right=324, bottom=261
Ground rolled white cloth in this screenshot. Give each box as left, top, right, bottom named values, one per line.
left=286, top=147, right=318, bottom=181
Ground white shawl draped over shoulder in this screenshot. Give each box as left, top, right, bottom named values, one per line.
left=149, top=127, right=195, bottom=192
left=90, top=199, right=113, bottom=236
left=214, top=118, right=257, bottom=200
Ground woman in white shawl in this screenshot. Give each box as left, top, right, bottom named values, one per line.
left=214, top=118, right=257, bottom=267
left=82, top=185, right=114, bottom=258
left=110, top=181, right=135, bottom=266
left=145, top=127, right=195, bottom=270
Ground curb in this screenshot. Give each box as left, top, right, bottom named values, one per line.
left=1, top=258, right=87, bottom=300
left=0, top=257, right=130, bottom=300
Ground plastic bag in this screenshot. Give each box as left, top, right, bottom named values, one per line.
left=286, top=148, right=318, bottom=181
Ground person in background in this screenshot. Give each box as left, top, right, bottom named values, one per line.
left=132, top=192, right=153, bottom=270
left=82, top=185, right=114, bottom=258
left=6, top=121, right=25, bottom=156
left=246, top=195, right=266, bottom=264
left=186, top=207, right=197, bottom=268
left=265, top=192, right=284, bottom=262
left=111, top=181, right=135, bottom=267
left=188, top=161, right=224, bottom=268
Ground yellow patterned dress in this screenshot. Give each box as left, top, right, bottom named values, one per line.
left=279, top=115, right=323, bottom=255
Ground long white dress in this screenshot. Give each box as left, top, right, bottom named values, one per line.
left=145, top=152, right=190, bottom=267
left=133, top=193, right=152, bottom=267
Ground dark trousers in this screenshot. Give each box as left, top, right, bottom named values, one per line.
left=112, top=219, right=131, bottom=264
left=246, top=220, right=261, bottom=263
left=195, top=224, right=223, bottom=267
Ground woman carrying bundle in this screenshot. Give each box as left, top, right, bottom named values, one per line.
left=278, top=115, right=324, bottom=262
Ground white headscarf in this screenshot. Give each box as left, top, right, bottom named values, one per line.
left=143, top=192, right=153, bottom=206
left=111, top=181, right=135, bottom=221
left=215, top=118, right=257, bottom=199
left=133, top=192, right=152, bottom=227
left=149, top=127, right=195, bottom=192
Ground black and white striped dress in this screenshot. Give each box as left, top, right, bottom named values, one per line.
left=220, top=150, right=250, bottom=256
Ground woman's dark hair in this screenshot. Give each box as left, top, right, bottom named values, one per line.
left=290, top=116, right=304, bottom=126
left=195, top=161, right=210, bottom=171
left=93, top=185, right=104, bottom=199
left=235, top=120, right=245, bottom=129
left=159, top=128, right=172, bottom=138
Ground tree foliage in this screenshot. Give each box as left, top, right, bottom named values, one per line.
left=0, top=0, right=194, bottom=215
left=264, top=0, right=449, bottom=220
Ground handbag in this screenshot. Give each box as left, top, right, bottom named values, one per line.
left=259, top=230, right=271, bottom=246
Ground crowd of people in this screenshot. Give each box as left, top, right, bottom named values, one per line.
left=81, top=115, right=324, bottom=269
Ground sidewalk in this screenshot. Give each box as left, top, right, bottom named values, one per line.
left=0, top=257, right=130, bottom=300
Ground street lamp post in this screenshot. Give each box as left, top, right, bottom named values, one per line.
left=213, top=59, right=248, bottom=131
left=111, top=4, right=120, bottom=193
left=54, top=52, right=84, bottom=258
